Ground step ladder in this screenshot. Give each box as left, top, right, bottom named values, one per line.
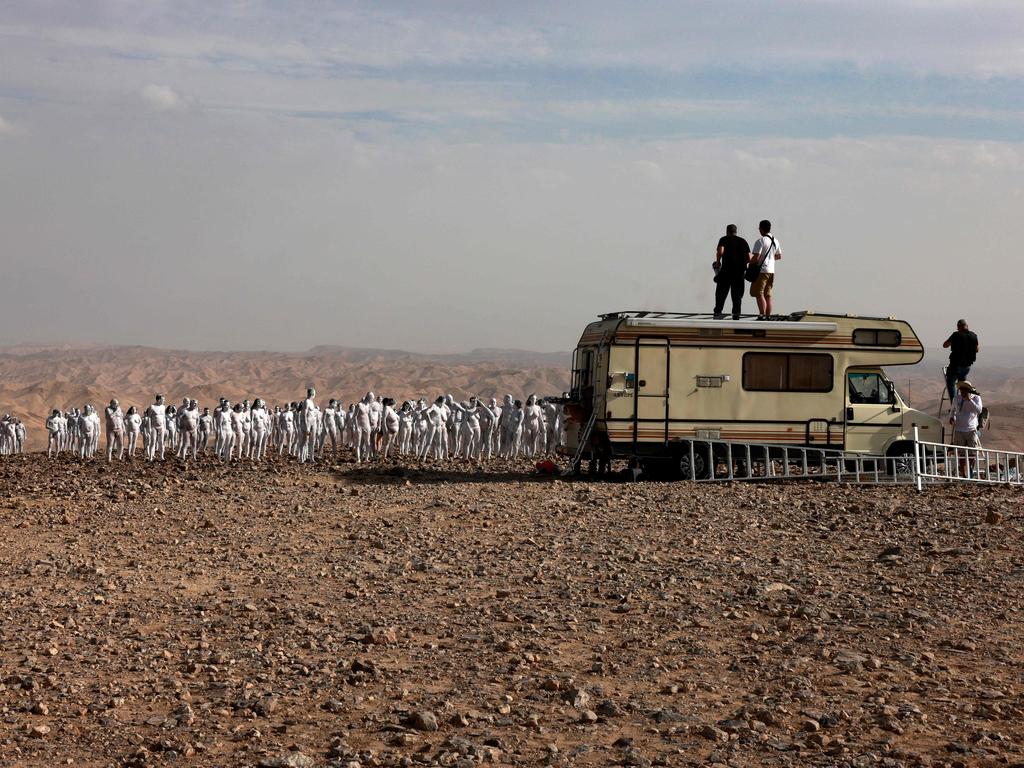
left=562, top=329, right=611, bottom=476
left=563, top=407, right=598, bottom=476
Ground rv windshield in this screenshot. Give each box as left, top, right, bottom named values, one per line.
left=847, top=372, right=892, bottom=405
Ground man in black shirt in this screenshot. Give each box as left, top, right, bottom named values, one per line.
left=942, top=318, right=979, bottom=401
left=713, top=224, right=751, bottom=319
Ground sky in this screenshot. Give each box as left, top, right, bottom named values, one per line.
left=1, top=1, right=1023, bottom=357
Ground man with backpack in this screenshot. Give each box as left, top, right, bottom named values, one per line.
left=750, top=219, right=782, bottom=319
left=949, top=379, right=983, bottom=477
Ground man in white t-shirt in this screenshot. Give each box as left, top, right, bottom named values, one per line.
left=949, top=380, right=983, bottom=477
left=750, top=219, right=782, bottom=319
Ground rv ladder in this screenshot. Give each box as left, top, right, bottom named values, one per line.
left=564, top=329, right=611, bottom=475
left=564, top=407, right=599, bottom=475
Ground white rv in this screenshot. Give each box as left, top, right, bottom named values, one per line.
left=562, top=311, right=942, bottom=476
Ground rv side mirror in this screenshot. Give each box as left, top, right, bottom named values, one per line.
left=846, top=406, right=854, bottom=421
left=887, top=382, right=900, bottom=412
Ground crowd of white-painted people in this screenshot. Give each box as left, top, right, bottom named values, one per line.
left=25, top=388, right=566, bottom=464
left=0, top=414, right=27, bottom=456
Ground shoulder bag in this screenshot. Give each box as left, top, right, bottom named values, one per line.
left=744, top=235, right=775, bottom=283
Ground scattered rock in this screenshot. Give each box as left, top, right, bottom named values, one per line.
left=408, top=710, right=438, bottom=732
left=258, top=753, right=314, bottom=768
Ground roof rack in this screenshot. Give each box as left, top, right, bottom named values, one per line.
left=597, top=310, right=901, bottom=323
left=598, top=310, right=808, bottom=321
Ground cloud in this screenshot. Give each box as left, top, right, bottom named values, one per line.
left=0, top=114, right=14, bottom=134
left=630, top=160, right=665, bottom=183
left=140, top=83, right=185, bottom=111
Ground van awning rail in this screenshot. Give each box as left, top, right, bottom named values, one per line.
left=599, top=310, right=901, bottom=323
left=603, top=311, right=837, bottom=332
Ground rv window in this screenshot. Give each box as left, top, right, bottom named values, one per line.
left=570, top=349, right=594, bottom=395
left=742, top=353, right=833, bottom=392
left=847, top=372, right=892, bottom=405
left=853, top=328, right=902, bottom=347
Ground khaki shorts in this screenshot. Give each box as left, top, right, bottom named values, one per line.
left=952, top=430, right=981, bottom=448
left=750, top=272, right=774, bottom=297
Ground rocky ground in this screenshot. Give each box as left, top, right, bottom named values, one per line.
left=0, top=453, right=1022, bottom=768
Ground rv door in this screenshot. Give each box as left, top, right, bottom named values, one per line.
left=844, top=370, right=902, bottom=454
left=634, top=339, right=670, bottom=446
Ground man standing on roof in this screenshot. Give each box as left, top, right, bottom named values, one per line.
left=750, top=219, right=782, bottom=319
left=942, top=319, right=979, bottom=402
left=713, top=224, right=750, bottom=320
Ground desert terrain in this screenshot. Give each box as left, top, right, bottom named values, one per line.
left=1, top=452, right=1022, bottom=768
left=2, top=344, right=1023, bottom=767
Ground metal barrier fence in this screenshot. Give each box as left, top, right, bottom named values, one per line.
left=912, top=426, right=1024, bottom=491
left=681, top=439, right=913, bottom=484
left=675, top=432, right=1023, bottom=490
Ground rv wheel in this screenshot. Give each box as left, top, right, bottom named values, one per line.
left=677, top=442, right=711, bottom=480
left=887, top=445, right=915, bottom=476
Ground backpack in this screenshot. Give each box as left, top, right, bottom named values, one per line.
left=978, top=406, right=991, bottom=431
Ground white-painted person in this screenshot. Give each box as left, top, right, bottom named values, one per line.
left=104, top=399, right=126, bottom=462
left=3, top=416, right=17, bottom=455
left=213, top=398, right=230, bottom=456
left=505, top=400, right=525, bottom=459
left=218, top=401, right=235, bottom=464
left=177, top=397, right=191, bottom=448
left=334, top=402, right=347, bottom=450
left=367, top=392, right=382, bottom=458
left=178, top=399, right=199, bottom=460
left=498, top=395, right=516, bottom=457
left=125, top=406, right=143, bottom=459
left=379, top=398, right=400, bottom=460
left=88, top=406, right=101, bottom=457
left=321, top=399, right=339, bottom=456
left=238, top=400, right=252, bottom=458
left=46, top=409, right=64, bottom=457
left=418, top=396, right=446, bottom=460
left=229, top=403, right=246, bottom=462
left=297, top=388, right=319, bottom=464
left=57, top=410, right=70, bottom=453
left=449, top=397, right=482, bottom=459
left=397, top=402, right=415, bottom=456
left=522, top=395, right=545, bottom=458
left=479, top=398, right=501, bottom=460
left=352, top=394, right=373, bottom=463
left=543, top=398, right=562, bottom=455
left=198, top=407, right=213, bottom=454
left=78, top=405, right=96, bottom=459
left=249, top=399, right=270, bottom=461
left=145, top=394, right=168, bottom=461
left=444, top=395, right=463, bottom=457
left=278, top=406, right=295, bottom=457
left=165, top=405, right=178, bottom=453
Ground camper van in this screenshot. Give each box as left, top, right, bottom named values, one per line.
left=563, top=311, right=942, bottom=476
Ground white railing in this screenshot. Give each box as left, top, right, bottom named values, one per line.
left=678, top=439, right=912, bottom=484
left=671, top=432, right=1021, bottom=490
left=912, top=426, right=1024, bottom=491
